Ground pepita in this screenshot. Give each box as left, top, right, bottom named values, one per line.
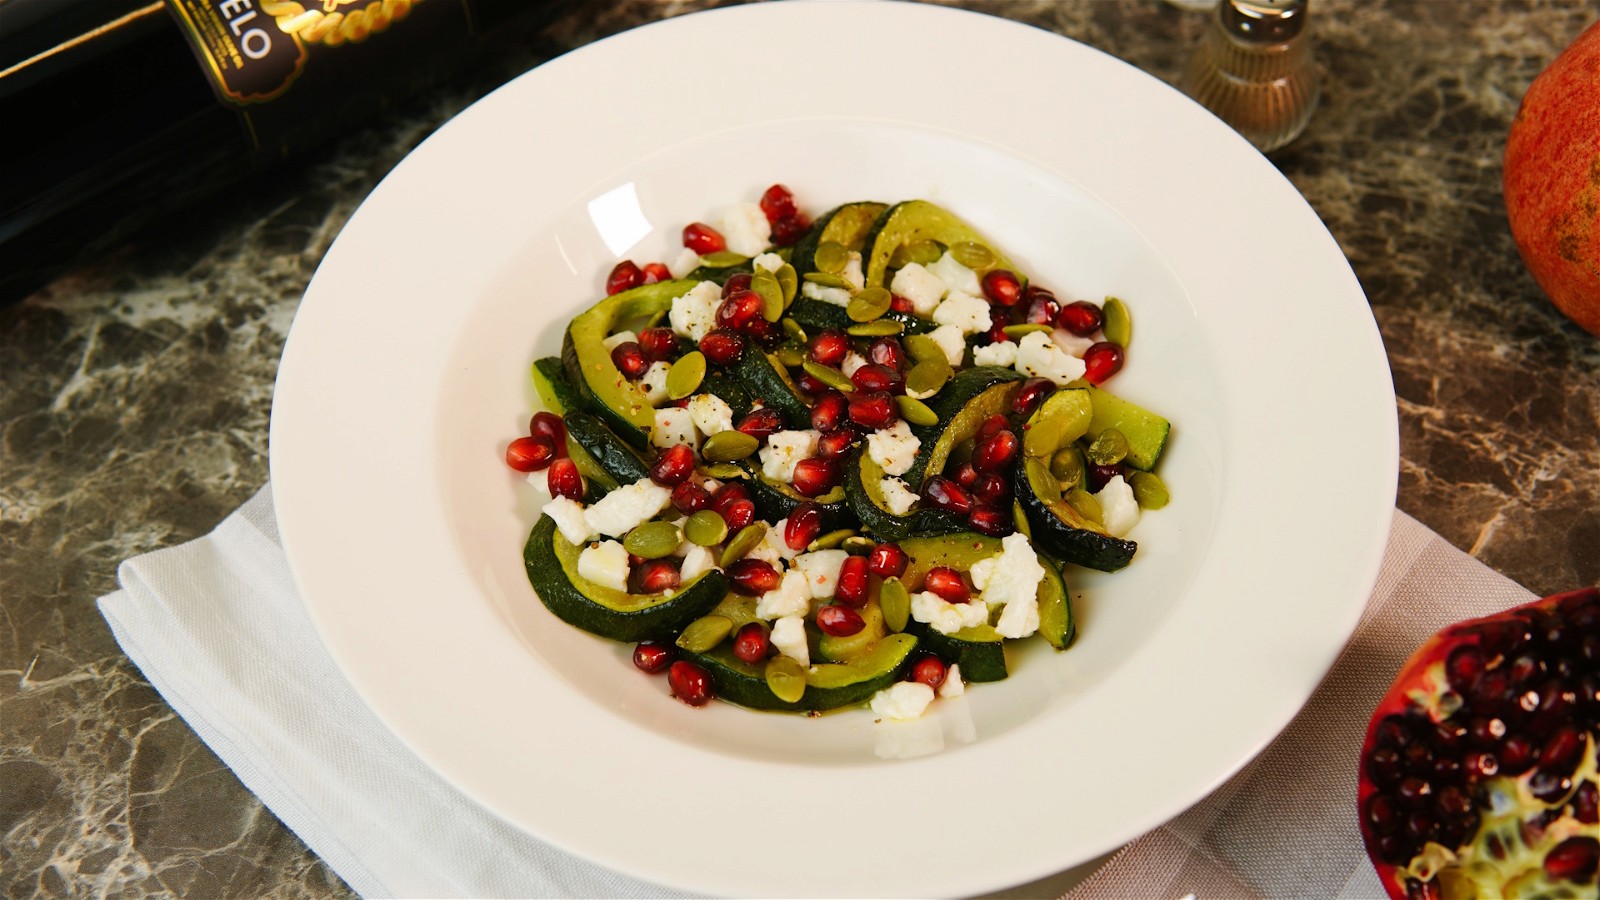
left=765, top=657, right=807, bottom=704
left=1002, top=323, right=1052, bottom=339
left=1102, top=296, right=1131, bottom=347
left=905, top=358, right=953, bottom=396
left=752, top=271, right=784, bottom=322
left=781, top=318, right=808, bottom=344
left=846, top=320, right=903, bottom=337
left=623, top=520, right=682, bottom=559
left=698, top=462, right=746, bottom=480
left=908, top=239, right=943, bottom=266
left=702, top=430, right=760, bottom=462
left=775, top=263, right=798, bottom=305
left=1011, top=500, right=1032, bottom=540
left=775, top=342, right=807, bottom=368
left=676, top=615, right=733, bottom=653
left=1050, top=446, right=1086, bottom=491
left=684, top=509, right=729, bottom=546
left=1064, top=487, right=1104, bottom=526
left=666, top=351, right=706, bottom=400
left=1086, top=428, right=1129, bottom=466
left=1024, top=415, right=1067, bottom=459
left=895, top=394, right=939, bottom=426
left=721, top=523, right=767, bottom=567
left=950, top=241, right=995, bottom=271
left=1129, top=471, right=1170, bottom=510
left=879, top=577, right=910, bottom=633
left=904, top=333, right=946, bottom=364
left=699, top=250, right=748, bottom=268
left=808, top=528, right=855, bottom=552
left=814, top=241, right=849, bottom=275
left=803, top=272, right=852, bottom=290
left=802, top=361, right=856, bottom=392
left=840, top=535, right=878, bottom=555
left=846, top=287, right=892, bottom=322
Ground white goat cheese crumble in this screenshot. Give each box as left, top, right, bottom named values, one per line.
left=576, top=540, right=629, bottom=592
left=638, top=361, right=671, bottom=405
left=925, top=324, right=967, bottom=367
left=687, top=393, right=734, bottom=436
left=760, top=429, right=820, bottom=482
left=542, top=496, right=593, bottom=545
left=973, top=340, right=1017, bottom=367
left=667, top=280, right=721, bottom=342
left=878, top=476, right=918, bottom=515
left=583, top=478, right=673, bottom=538
left=910, top=591, right=990, bottom=635
left=970, top=533, right=1044, bottom=639
left=928, top=251, right=982, bottom=296
left=932, top=290, right=992, bottom=335
left=1015, top=330, right=1087, bottom=385
left=771, top=614, right=810, bottom=666
left=871, top=681, right=936, bottom=720
left=793, top=549, right=848, bottom=599
left=866, top=420, right=920, bottom=477
left=1094, top=474, right=1141, bottom=537
left=651, top=407, right=698, bottom=451
left=889, top=262, right=947, bottom=315
left=756, top=569, right=811, bottom=620
left=717, top=202, right=772, bottom=257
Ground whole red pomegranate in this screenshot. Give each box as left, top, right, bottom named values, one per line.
left=1357, top=587, right=1599, bottom=898
left=1503, top=20, right=1600, bottom=337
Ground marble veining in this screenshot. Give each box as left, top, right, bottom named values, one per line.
left=2, top=1, right=1597, bottom=897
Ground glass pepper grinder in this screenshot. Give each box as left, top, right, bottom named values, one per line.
left=1180, top=0, right=1320, bottom=154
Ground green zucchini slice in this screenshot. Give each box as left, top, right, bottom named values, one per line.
left=789, top=200, right=888, bottom=276
left=1012, top=456, right=1137, bottom=572
left=563, top=411, right=650, bottom=485
left=842, top=449, right=965, bottom=542
left=731, top=349, right=811, bottom=429
left=861, top=200, right=1018, bottom=288
left=1083, top=384, right=1171, bottom=471
left=561, top=278, right=697, bottom=448
left=683, top=633, right=918, bottom=712
left=904, top=365, right=1023, bottom=487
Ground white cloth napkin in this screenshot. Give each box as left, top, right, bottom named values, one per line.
left=98, top=485, right=1538, bottom=899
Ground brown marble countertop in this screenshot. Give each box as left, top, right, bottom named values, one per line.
left=3, top=1, right=1597, bottom=896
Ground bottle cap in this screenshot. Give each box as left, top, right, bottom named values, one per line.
left=1220, top=0, right=1308, bottom=45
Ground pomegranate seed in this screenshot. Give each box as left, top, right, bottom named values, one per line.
left=506, top=436, right=556, bottom=472
left=736, top=408, right=785, bottom=441
left=1087, top=462, right=1123, bottom=493
left=611, top=341, right=649, bottom=379
left=770, top=212, right=810, bottom=247
left=1538, top=726, right=1584, bottom=772
left=670, top=480, right=712, bottom=514
left=721, top=498, right=756, bottom=530
left=1083, top=342, right=1125, bottom=384
left=649, top=443, right=696, bottom=486
left=1012, top=377, right=1056, bottom=417
left=867, top=543, right=907, bottom=578
left=923, top=567, right=971, bottom=603
left=721, top=272, right=754, bottom=298
left=816, top=430, right=856, bottom=459
left=1024, top=287, right=1060, bottom=325
left=638, top=327, right=678, bottom=361
left=786, top=503, right=823, bottom=551
left=711, top=482, right=750, bottom=510
left=790, top=457, right=840, bottom=497
left=633, top=641, right=675, bottom=674
left=977, top=413, right=1009, bottom=441
left=972, top=471, right=1010, bottom=505
left=545, top=459, right=583, bottom=500
left=732, top=622, right=771, bottom=664
left=668, top=660, right=715, bottom=706
left=606, top=260, right=643, bottom=295
left=986, top=322, right=1012, bottom=346
left=868, top=337, right=906, bottom=370
left=640, top=262, right=671, bottom=284
left=759, top=184, right=798, bottom=223
left=816, top=604, right=865, bottom=637
left=811, top=391, right=849, bottom=432
left=809, top=329, right=850, bottom=366
left=851, top=364, right=904, bottom=395
left=528, top=411, right=568, bottom=456
left=972, top=429, right=1020, bottom=472
left=847, top=391, right=898, bottom=429
left=636, top=559, right=681, bottom=594
left=981, top=269, right=1023, bottom=306
left=716, top=290, right=763, bottom=330
left=889, top=294, right=915, bottom=314
left=699, top=329, right=745, bottom=365
left=727, top=558, right=781, bottom=595
left=834, top=555, right=869, bottom=607
left=968, top=505, right=1013, bottom=537
left=683, top=222, right=726, bottom=254
left=911, top=655, right=948, bottom=690
left=952, top=462, right=979, bottom=488
left=795, top=370, right=828, bottom=395
left=1544, top=836, right=1600, bottom=883
left=921, top=475, right=973, bottom=515
left=1058, top=300, right=1104, bottom=336
left=1574, top=782, right=1599, bottom=824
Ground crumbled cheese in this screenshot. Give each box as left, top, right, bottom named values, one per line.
left=970, top=532, right=1045, bottom=638
left=771, top=614, right=809, bottom=666
left=938, top=664, right=965, bottom=698
left=1051, top=327, right=1097, bottom=358
left=866, top=420, right=920, bottom=477
left=752, top=251, right=785, bottom=273
left=871, top=681, right=936, bottom=720
left=841, top=351, right=869, bottom=378
left=760, top=429, right=820, bottom=481
left=925, top=324, right=967, bottom=367
left=638, top=361, right=671, bottom=405
left=842, top=250, right=865, bottom=290
left=542, top=496, right=593, bottom=545
left=667, top=247, right=703, bottom=279
left=889, top=262, right=948, bottom=316
left=583, top=478, right=673, bottom=538
left=973, top=340, right=1017, bottom=367
left=1014, top=330, right=1087, bottom=385
left=932, top=290, right=992, bottom=335
left=928, top=251, right=983, bottom=296
left=717, top=201, right=772, bottom=257
left=801, top=280, right=852, bottom=307
left=879, top=476, right=919, bottom=515
left=760, top=518, right=802, bottom=562
left=910, top=591, right=990, bottom=635
left=601, top=330, right=637, bottom=351
left=687, top=393, right=734, bottom=436
left=679, top=544, right=717, bottom=582
left=1094, top=474, right=1141, bottom=537
left=576, top=539, right=630, bottom=592
left=525, top=468, right=551, bottom=501
left=794, top=549, right=848, bottom=599
left=667, top=280, right=721, bottom=342
left=651, top=407, right=699, bottom=451
left=756, top=569, right=811, bottom=619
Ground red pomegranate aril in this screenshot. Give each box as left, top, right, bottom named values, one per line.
left=720, top=498, right=756, bottom=531
left=868, top=337, right=906, bottom=371
left=1538, top=726, right=1584, bottom=772
left=745, top=313, right=780, bottom=344
left=668, top=660, right=715, bottom=707
left=732, top=622, right=771, bottom=664
left=711, top=481, right=750, bottom=510
left=1088, top=462, right=1123, bottom=493
left=1575, top=782, right=1598, bottom=824
left=848, top=390, right=898, bottom=429
left=923, top=567, right=970, bottom=603
left=1012, top=377, right=1056, bottom=417
left=1057, top=300, right=1105, bottom=336
left=976, top=413, right=1008, bottom=441
left=790, top=457, right=840, bottom=497
left=834, top=555, right=869, bottom=608
left=1024, top=288, right=1060, bottom=325
left=972, top=429, right=1020, bottom=472
left=636, top=559, right=681, bottom=594
left=546, top=458, right=584, bottom=500
left=972, top=472, right=1010, bottom=505
left=867, top=542, right=907, bottom=578
left=851, top=364, right=904, bottom=395
left=716, top=290, right=763, bottom=330
left=889, top=294, right=915, bottom=314
left=505, top=436, right=556, bottom=472
left=1545, top=837, right=1600, bottom=883
left=727, top=558, right=781, bottom=595
left=921, top=475, right=973, bottom=516
left=632, top=640, right=675, bottom=674
left=736, top=407, right=785, bottom=441
left=817, top=604, right=866, bottom=637
left=721, top=272, right=754, bottom=298
left=816, top=429, right=856, bottom=459
left=605, top=260, right=643, bottom=295
left=638, top=327, right=678, bottom=361
left=670, top=480, right=712, bottom=514
left=649, top=443, right=696, bottom=486
left=770, top=212, right=809, bottom=247
left=683, top=222, right=726, bottom=254
left=699, top=329, right=745, bottom=365
left=529, top=410, right=567, bottom=445
left=1083, top=341, right=1125, bottom=385
left=809, top=329, right=850, bottom=366
left=968, top=505, right=1013, bottom=537
left=811, top=391, right=849, bottom=432
left=910, top=655, right=948, bottom=690
left=786, top=503, right=824, bottom=551
left=795, top=370, right=828, bottom=395
left=981, top=269, right=1023, bottom=306
left=640, top=262, right=671, bottom=284
left=952, top=462, right=979, bottom=488
left=611, top=341, right=650, bottom=379
left=986, top=322, right=1011, bottom=346
left=760, top=184, right=798, bottom=223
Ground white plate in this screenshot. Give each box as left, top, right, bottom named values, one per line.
left=270, top=2, right=1397, bottom=896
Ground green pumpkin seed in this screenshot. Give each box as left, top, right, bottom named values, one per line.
left=702, top=430, right=759, bottom=462
left=908, top=239, right=943, bottom=265
left=676, top=615, right=733, bottom=653
left=752, top=271, right=784, bottom=322
left=895, top=395, right=939, bottom=426
left=846, top=320, right=903, bottom=337
left=802, top=360, right=855, bottom=392
left=699, top=250, right=748, bottom=268
left=808, top=528, right=855, bottom=552
left=1064, top=488, right=1103, bottom=526
left=1086, top=428, right=1129, bottom=466
left=841, top=535, right=877, bottom=555
left=765, top=656, right=807, bottom=704
left=623, top=520, right=682, bottom=559
left=803, top=272, right=852, bottom=290
left=1050, top=446, right=1086, bottom=491
left=698, top=462, right=746, bottom=480
left=1024, top=457, right=1061, bottom=503
left=905, top=358, right=953, bottom=396
left=949, top=241, right=995, bottom=271
left=665, top=351, right=706, bottom=400
left=781, top=318, right=808, bottom=344
left=1129, top=471, right=1170, bottom=510
left=888, top=243, right=916, bottom=270
left=904, top=333, right=946, bottom=364
left=720, top=523, right=767, bottom=567
left=775, top=342, right=807, bottom=368
left=776, top=263, right=798, bottom=305
left=814, top=241, right=849, bottom=275
left=846, top=286, right=892, bottom=323
left=1003, top=323, right=1052, bottom=339
left=684, top=509, right=729, bottom=546
left=1024, top=415, right=1068, bottom=459
left=1102, top=296, right=1131, bottom=347
left=1011, top=501, right=1032, bottom=540
left=879, top=577, right=910, bottom=633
